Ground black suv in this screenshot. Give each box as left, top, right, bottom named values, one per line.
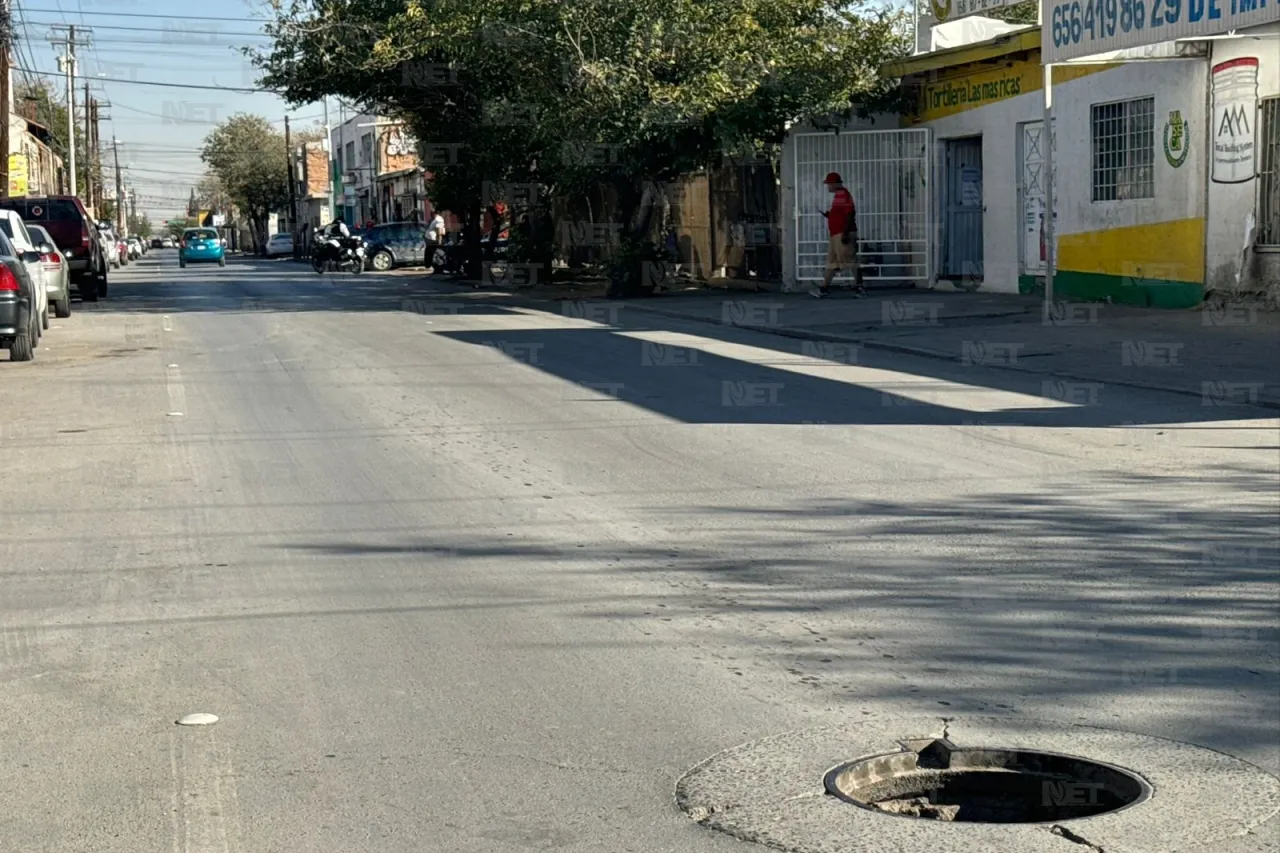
left=362, top=221, right=427, bottom=271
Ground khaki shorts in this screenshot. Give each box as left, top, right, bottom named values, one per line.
left=825, top=234, right=857, bottom=272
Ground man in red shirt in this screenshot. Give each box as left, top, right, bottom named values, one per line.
left=812, top=172, right=863, bottom=298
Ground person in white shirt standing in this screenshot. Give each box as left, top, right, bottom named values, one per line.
left=424, top=212, right=446, bottom=271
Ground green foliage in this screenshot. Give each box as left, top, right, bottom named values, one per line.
left=253, top=0, right=911, bottom=289
left=988, top=2, right=1040, bottom=24
left=128, top=213, right=153, bottom=238
left=201, top=115, right=289, bottom=244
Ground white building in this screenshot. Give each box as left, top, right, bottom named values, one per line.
left=330, top=110, right=379, bottom=226
left=780, top=16, right=1280, bottom=307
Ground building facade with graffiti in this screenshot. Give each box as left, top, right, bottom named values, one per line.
left=778, top=15, right=1278, bottom=305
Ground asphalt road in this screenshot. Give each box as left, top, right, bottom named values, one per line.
left=2, top=253, right=1276, bottom=852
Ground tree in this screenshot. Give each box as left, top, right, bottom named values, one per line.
left=989, top=3, right=1040, bottom=24
left=201, top=114, right=290, bottom=251
left=253, top=0, right=910, bottom=293
left=128, top=212, right=153, bottom=238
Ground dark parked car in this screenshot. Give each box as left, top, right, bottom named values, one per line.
left=0, top=196, right=108, bottom=301
left=0, top=229, right=40, bottom=361
left=362, top=221, right=426, bottom=271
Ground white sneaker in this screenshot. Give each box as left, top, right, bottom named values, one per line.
left=809, top=287, right=825, bottom=298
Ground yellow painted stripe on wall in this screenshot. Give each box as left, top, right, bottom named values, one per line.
left=1057, top=218, right=1205, bottom=284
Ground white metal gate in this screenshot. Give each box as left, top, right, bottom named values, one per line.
left=793, top=129, right=932, bottom=285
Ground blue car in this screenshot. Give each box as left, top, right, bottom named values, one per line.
left=179, top=228, right=226, bottom=268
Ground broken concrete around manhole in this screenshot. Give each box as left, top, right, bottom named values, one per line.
left=675, top=716, right=1280, bottom=853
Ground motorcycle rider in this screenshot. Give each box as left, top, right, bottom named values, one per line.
left=314, top=214, right=358, bottom=269
left=322, top=214, right=351, bottom=240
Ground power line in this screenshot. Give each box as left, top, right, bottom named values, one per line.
left=21, top=17, right=271, bottom=37
left=14, top=64, right=273, bottom=92
left=20, top=6, right=272, bottom=22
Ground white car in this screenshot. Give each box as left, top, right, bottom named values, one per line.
left=26, top=223, right=71, bottom=319
left=0, top=209, right=50, bottom=333
left=98, top=222, right=121, bottom=269
left=265, top=233, right=293, bottom=257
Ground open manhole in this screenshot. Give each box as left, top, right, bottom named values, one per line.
left=824, top=737, right=1151, bottom=823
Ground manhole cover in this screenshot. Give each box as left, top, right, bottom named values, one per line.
left=824, top=737, right=1150, bottom=823
left=676, top=716, right=1280, bottom=853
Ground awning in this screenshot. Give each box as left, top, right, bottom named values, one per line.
left=881, top=27, right=1041, bottom=78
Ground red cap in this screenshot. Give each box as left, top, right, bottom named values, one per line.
left=823, top=172, right=842, bottom=184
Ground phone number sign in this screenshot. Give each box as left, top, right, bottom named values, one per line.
left=1044, top=0, right=1280, bottom=62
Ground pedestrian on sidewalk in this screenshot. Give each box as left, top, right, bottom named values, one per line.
left=811, top=172, right=864, bottom=299
left=424, top=211, right=445, bottom=271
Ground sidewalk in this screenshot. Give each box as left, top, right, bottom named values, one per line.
left=611, top=287, right=1280, bottom=410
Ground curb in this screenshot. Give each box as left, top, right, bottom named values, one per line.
left=624, top=303, right=1280, bottom=412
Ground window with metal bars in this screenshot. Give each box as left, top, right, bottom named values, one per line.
left=1091, top=97, right=1155, bottom=202
left=1258, top=97, right=1280, bottom=247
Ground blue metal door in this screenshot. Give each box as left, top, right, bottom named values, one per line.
left=944, top=137, right=984, bottom=281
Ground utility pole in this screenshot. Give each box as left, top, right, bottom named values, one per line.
left=284, top=114, right=297, bottom=240
left=84, top=83, right=92, bottom=207
left=89, top=99, right=99, bottom=209
left=112, top=136, right=123, bottom=235
left=128, top=187, right=137, bottom=233
left=0, top=0, right=11, bottom=198
left=323, top=97, right=333, bottom=222
left=50, top=24, right=85, bottom=197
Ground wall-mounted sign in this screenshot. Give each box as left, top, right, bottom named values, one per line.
left=928, top=0, right=1022, bottom=22
left=915, top=61, right=1039, bottom=123
left=386, top=128, right=414, bottom=157
left=1045, top=0, right=1280, bottom=63
left=1163, top=109, right=1189, bottom=168
left=8, top=154, right=28, bottom=197
left=1211, top=57, right=1258, bottom=184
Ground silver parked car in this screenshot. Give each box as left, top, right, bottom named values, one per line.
left=26, top=224, right=71, bottom=318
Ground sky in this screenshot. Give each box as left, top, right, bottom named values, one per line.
left=12, top=0, right=329, bottom=222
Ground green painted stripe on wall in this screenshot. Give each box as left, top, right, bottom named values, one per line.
left=1016, top=272, right=1203, bottom=308
left=1054, top=271, right=1203, bottom=308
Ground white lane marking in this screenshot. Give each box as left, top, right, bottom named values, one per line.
left=170, top=727, right=242, bottom=853
left=162, top=315, right=173, bottom=332
left=167, top=364, right=187, bottom=417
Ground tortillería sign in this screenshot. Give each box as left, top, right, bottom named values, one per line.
left=914, top=62, right=1041, bottom=122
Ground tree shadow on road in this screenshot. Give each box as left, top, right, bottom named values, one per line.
left=278, top=463, right=1279, bottom=765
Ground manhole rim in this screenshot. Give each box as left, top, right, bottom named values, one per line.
left=820, top=743, right=1155, bottom=826
left=674, top=715, right=1280, bottom=853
